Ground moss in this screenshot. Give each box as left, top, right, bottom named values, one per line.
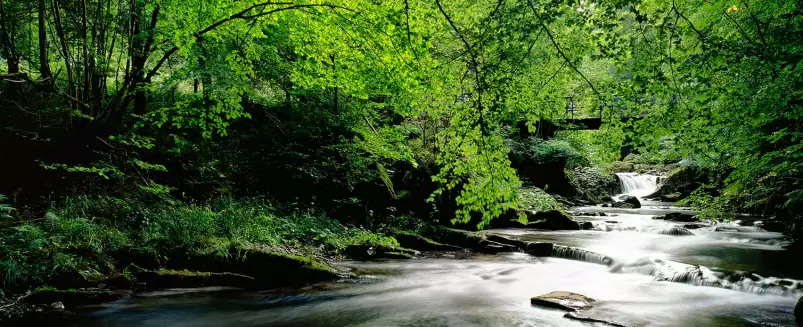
left=134, top=269, right=256, bottom=289
left=392, top=232, right=462, bottom=251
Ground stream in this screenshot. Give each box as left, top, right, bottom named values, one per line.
left=74, top=174, right=801, bottom=327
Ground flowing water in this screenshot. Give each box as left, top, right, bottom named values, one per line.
left=74, top=174, right=801, bottom=327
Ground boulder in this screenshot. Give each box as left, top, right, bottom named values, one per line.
left=653, top=212, right=698, bottom=222
left=645, top=165, right=708, bottom=201
left=795, top=296, right=802, bottom=325
left=618, top=195, right=641, bottom=208
left=530, top=291, right=596, bottom=311
left=609, top=161, right=635, bottom=173
left=524, top=242, right=553, bottom=257
left=392, top=232, right=463, bottom=252
left=527, top=210, right=580, bottom=230
left=657, top=227, right=694, bottom=236
left=580, top=222, right=594, bottom=230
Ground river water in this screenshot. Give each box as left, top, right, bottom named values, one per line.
left=74, top=174, right=801, bottom=327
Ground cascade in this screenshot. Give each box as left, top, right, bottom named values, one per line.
left=615, top=173, right=659, bottom=198
left=551, top=245, right=614, bottom=266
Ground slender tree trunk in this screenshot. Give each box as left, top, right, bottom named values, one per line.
left=53, top=0, right=77, bottom=122
left=80, top=0, right=90, bottom=102
left=0, top=0, right=19, bottom=74
left=37, top=0, right=52, bottom=81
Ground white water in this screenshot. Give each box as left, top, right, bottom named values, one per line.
left=616, top=172, right=659, bottom=198
left=77, top=174, right=801, bottom=327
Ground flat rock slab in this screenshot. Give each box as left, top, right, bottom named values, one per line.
left=530, top=291, right=595, bottom=311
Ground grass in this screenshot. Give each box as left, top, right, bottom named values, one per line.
left=0, top=196, right=398, bottom=294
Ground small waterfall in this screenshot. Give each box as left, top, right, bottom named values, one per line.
left=551, top=245, right=613, bottom=266
left=615, top=173, right=659, bottom=198
left=611, top=257, right=803, bottom=297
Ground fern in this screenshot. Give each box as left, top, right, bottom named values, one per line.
left=0, top=194, right=12, bottom=218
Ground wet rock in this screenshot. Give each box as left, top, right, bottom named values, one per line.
left=658, top=227, right=694, bottom=236
left=605, top=221, right=620, bottom=224
left=611, top=202, right=635, bottom=208
left=564, top=312, right=629, bottom=327
left=0, top=299, right=72, bottom=325
left=682, top=223, right=706, bottom=230
left=653, top=212, right=698, bottom=222
left=645, top=165, right=708, bottom=201
left=796, top=296, right=802, bottom=326
left=422, top=226, right=486, bottom=249
left=344, top=244, right=417, bottom=260
left=23, top=289, right=132, bottom=307
left=617, top=195, right=641, bottom=208
left=580, top=222, right=594, bottom=230
left=486, top=234, right=527, bottom=249
left=530, top=291, right=596, bottom=311
left=133, top=269, right=257, bottom=289
left=392, top=232, right=463, bottom=252
left=476, top=240, right=518, bottom=254
left=526, top=210, right=580, bottom=230
left=524, top=242, right=553, bottom=257
left=49, top=302, right=65, bottom=311
left=755, top=220, right=786, bottom=233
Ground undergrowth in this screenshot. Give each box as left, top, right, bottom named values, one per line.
left=0, top=196, right=396, bottom=294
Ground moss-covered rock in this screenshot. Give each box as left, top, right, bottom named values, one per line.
left=24, top=289, right=131, bottom=307
left=646, top=165, right=709, bottom=201
left=609, top=161, right=635, bottom=173
left=421, top=226, right=516, bottom=253
left=392, top=232, right=462, bottom=251
left=485, top=234, right=527, bottom=249
left=343, top=244, right=417, bottom=260
left=133, top=269, right=256, bottom=289
left=421, top=226, right=486, bottom=249
left=660, top=192, right=683, bottom=202
left=160, top=246, right=341, bottom=288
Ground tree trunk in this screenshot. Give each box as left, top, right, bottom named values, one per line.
left=38, top=0, right=52, bottom=81
left=0, top=0, right=19, bottom=74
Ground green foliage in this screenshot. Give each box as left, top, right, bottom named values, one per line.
left=0, top=194, right=12, bottom=219
left=0, top=196, right=397, bottom=292
left=567, top=167, right=618, bottom=203
left=517, top=188, right=563, bottom=214
left=508, top=137, right=589, bottom=170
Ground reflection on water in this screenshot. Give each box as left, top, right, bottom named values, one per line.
left=75, top=185, right=801, bottom=327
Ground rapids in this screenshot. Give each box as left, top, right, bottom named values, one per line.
left=73, top=174, right=801, bottom=327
